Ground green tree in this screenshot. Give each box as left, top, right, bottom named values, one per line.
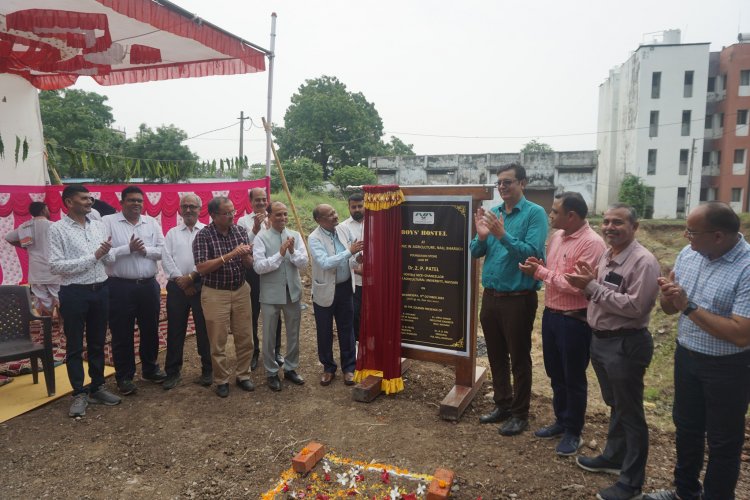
left=330, top=165, right=377, bottom=195
left=274, top=75, right=410, bottom=177
left=618, top=173, right=650, bottom=219
left=123, top=124, right=199, bottom=182
left=521, top=139, right=554, bottom=154
left=379, top=136, right=415, bottom=156
left=271, top=157, right=324, bottom=193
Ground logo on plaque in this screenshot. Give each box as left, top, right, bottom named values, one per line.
left=412, top=212, right=434, bottom=224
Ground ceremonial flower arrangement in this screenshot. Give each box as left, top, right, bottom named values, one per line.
left=262, top=451, right=434, bottom=499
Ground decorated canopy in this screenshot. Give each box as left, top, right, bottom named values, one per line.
left=0, top=0, right=267, bottom=90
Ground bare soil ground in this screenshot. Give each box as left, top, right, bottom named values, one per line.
left=1, top=292, right=748, bottom=499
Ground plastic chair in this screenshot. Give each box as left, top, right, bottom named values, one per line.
left=0, top=286, right=55, bottom=396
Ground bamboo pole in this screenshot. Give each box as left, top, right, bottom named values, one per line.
left=262, top=117, right=310, bottom=262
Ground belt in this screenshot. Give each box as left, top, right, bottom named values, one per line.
left=110, top=276, right=155, bottom=285
left=204, top=282, right=244, bottom=292
left=65, top=281, right=108, bottom=292
left=546, top=307, right=588, bottom=321
left=484, top=288, right=534, bottom=298
left=593, top=328, right=647, bottom=339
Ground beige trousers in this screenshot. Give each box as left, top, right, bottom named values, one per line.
left=200, top=282, right=253, bottom=385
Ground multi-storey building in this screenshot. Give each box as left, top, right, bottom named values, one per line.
left=702, top=34, right=750, bottom=212
left=597, top=30, right=709, bottom=218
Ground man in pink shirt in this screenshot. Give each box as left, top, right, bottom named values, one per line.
left=520, top=192, right=606, bottom=456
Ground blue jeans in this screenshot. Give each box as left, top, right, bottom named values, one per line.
left=313, top=281, right=356, bottom=374
left=108, top=277, right=161, bottom=382
left=58, top=283, right=109, bottom=395
left=165, top=281, right=211, bottom=377
left=541, top=309, right=592, bottom=436
left=673, top=343, right=750, bottom=500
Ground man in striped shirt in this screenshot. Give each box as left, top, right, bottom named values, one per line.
left=520, top=192, right=605, bottom=456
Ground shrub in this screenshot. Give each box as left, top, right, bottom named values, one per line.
left=271, top=157, right=324, bottom=193
left=330, top=165, right=377, bottom=195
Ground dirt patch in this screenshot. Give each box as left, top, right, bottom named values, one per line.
left=1, top=294, right=748, bottom=499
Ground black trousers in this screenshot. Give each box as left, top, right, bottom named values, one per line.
left=165, top=281, right=212, bottom=377
left=246, top=268, right=281, bottom=354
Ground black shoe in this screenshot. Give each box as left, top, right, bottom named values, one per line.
left=499, top=417, right=529, bottom=436
left=117, top=379, right=138, bottom=396
left=251, top=351, right=259, bottom=371
left=643, top=490, right=677, bottom=500
left=267, top=376, right=282, bottom=392
left=196, top=371, right=213, bottom=387
left=596, top=482, right=642, bottom=500
left=576, top=455, right=622, bottom=475
left=236, top=378, right=255, bottom=392
left=479, top=406, right=511, bottom=424
left=284, top=370, right=305, bottom=385
left=142, top=368, right=167, bottom=383
left=534, top=422, right=565, bottom=439
left=162, top=373, right=182, bottom=390
left=275, top=354, right=285, bottom=366
left=215, top=383, right=229, bottom=398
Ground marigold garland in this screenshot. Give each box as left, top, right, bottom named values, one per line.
left=363, top=185, right=405, bottom=211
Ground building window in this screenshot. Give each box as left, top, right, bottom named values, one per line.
left=731, top=188, right=742, bottom=203
left=677, top=187, right=687, bottom=217
left=683, top=70, right=694, bottom=98
left=719, top=113, right=725, bottom=128
left=741, top=70, right=750, bottom=86
left=722, top=73, right=727, bottom=90
left=651, top=72, right=661, bottom=99
left=705, top=114, right=712, bottom=129
left=702, top=151, right=710, bottom=166
left=735, top=148, right=746, bottom=164
left=681, top=110, right=691, bottom=136
left=647, top=149, right=657, bottom=175
left=707, top=76, right=716, bottom=92
left=738, top=109, right=749, bottom=125
left=679, top=149, right=689, bottom=175
left=717, top=150, right=722, bottom=166
left=649, top=111, right=659, bottom=137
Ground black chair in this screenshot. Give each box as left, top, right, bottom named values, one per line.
left=0, top=286, right=55, bottom=396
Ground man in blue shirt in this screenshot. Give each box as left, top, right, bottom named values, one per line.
left=470, top=163, right=548, bottom=436
left=646, top=202, right=750, bottom=500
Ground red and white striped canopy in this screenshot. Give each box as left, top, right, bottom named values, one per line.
left=0, top=0, right=267, bottom=90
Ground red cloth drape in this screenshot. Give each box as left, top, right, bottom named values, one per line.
left=354, top=185, right=405, bottom=394
left=0, top=178, right=269, bottom=285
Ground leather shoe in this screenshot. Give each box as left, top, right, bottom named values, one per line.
left=499, top=417, right=529, bottom=436
left=479, top=406, right=511, bottom=424
left=343, top=372, right=356, bottom=386
left=251, top=351, right=259, bottom=371
left=320, top=372, right=335, bottom=386
left=236, top=378, right=255, bottom=392
left=196, top=371, right=212, bottom=387
left=215, top=383, right=229, bottom=398
left=267, top=376, right=282, bottom=392
left=284, top=370, right=305, bottom=385
left=275, top=353, right=285, bottom=366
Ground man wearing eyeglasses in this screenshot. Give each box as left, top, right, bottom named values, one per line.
left=192, top=196, right=255, bottom=398
left=644, top=202, right=750, bottom=500
left=471, top=163, right=548, bottom=436
left=103, top=185, right=166, bottom=396
left=161, top=194, right=212, bottom=390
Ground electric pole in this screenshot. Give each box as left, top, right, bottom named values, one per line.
left=238, top=111, right=249, bottom=180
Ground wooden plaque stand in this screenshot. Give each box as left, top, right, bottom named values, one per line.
left=352, top=185, right=493, bottom=421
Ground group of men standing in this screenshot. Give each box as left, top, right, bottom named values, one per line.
left=474, top=163, right=749, bottom=500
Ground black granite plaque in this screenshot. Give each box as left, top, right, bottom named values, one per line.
left=400, top=199, right=470, bottom=353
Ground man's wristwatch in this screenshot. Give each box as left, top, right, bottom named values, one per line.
left=682, top=301, right=698, bottom=316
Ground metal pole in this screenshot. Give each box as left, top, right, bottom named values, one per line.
left=265, top=13, right=277, bottom=177
left=238, top=110, right=244, bottom=180
left=685, top=137, right=696, bottom=215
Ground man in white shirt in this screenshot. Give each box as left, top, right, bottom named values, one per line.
left=237, top=187, right=282, bottom=371
left=49, top=184, right=121, bottom=417
left=339, top=192, right=364, bottom=342
left=5, top=201, right=61, bottom=315
left=253, top=202, right=308, bottom=391
left=102, top=186, right=166, bottom=396
left=161, top=194, right=212, bottom=390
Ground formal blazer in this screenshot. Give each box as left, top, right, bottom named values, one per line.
left=309, top=224, right=354, bottom=307
left=256, top=228, right=304, bottom=304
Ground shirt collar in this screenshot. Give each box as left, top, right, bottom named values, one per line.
left=715, top=233, right=749, bottom=264
left=605, top=239, right=639, bottom=266
left=562, top=221, right=591, bottom=240
left=499, top=195, right=528, bottom=214
left=320, top=226, right=336, bottom=238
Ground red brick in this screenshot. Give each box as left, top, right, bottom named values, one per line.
left=426, top=468, right=454, bottom=500
left=291, top=442, right=325, bottom=473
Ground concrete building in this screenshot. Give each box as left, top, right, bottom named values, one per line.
left=369, top=151, right=598, bottom=211
left=597, top=30, right=709, bottom=218
left=702, top=34, right=750, bottom=212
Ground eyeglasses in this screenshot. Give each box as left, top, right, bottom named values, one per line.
left=219, top=210, right=237, bottom=217
left=494, top=179, right=518, bottom=188
left=684, top=228, right=711, bottom=239
left=180, top=204, right=200, bottom=210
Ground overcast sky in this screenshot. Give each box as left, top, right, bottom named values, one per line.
left=73, top=0, right=748, bottom=165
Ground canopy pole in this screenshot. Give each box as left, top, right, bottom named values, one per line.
left=265, top=13, right=277, bottom=177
